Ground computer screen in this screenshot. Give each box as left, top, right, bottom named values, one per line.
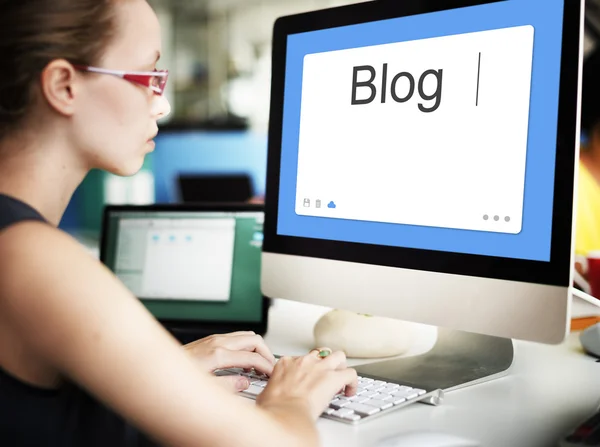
left=101, top=207, right=265, bottom=325
left=278, top=1, right=562, bottom=262
left=262, top=0, right=582, bottom=344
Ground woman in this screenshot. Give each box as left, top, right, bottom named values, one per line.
left=0, top=1, right=357, bottom=446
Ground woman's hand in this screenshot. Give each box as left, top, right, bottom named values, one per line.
left=184, top=331, right=276, bottom=378
left=256, top=349, right=358, bottom=420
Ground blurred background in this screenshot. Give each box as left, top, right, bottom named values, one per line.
left=61, top=0, right=600, bottom=240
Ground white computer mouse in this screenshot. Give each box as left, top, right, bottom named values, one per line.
left=376, top=430, right=481, bottom=447
left=580, top=323, right=600, bottom=358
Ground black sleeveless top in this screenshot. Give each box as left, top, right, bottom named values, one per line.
left=0, top=194, right=154, bottom=446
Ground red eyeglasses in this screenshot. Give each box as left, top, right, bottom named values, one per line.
left=72, top=65, right=169, bottom=96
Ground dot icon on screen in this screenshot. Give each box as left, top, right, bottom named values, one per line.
left=505, top=216, right=511, bottom=222
left=483, top=215, right=489, bottom=221
left=494, top=216, right=499, bottom=221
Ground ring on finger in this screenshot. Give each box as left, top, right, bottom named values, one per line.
left=314, top=347, right=332, bottom=358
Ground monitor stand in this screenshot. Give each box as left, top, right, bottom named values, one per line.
left=354, top=327, right=513, bottom=393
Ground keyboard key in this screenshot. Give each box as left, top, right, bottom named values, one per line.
left=330, top=398, right=351, bottom=409
left=392, top=389, right=419, bottom=400
left=345, top=402, right=381, bottom=416
left=332, top=408, right=355, bottom=418
left=370, top=385, right=386, bottom=393
left=343, top=413, right=361, bottom=422
left=363, top=398, right=393, bottom=410
left=243, top=385, right=264, bottom=396
left=349, top=395, right=371, bottom=403
left=380, top=388, right=400, bottom=396
left=322, top=408, right=335, bottom=416
left=361, top=390, right=380, bottom=399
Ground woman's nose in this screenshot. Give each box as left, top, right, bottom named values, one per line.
left=152, top=95, right=171, bottom=120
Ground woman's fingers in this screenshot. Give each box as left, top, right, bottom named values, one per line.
left=215, top=374, right=251, bottom=393
left=333, top=368, right=359, bottom=397
left=212, top=348, right=275, bottom=376
left=216, top=333, right=276, bottom=366
left=317, top=351, right=354, bottom=396
left=319, top=350, right=347, bottom=371
left=221, top=331, right=257, bottom=337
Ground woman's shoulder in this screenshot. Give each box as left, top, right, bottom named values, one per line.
left=0, top=213, right=68, bottom=254
left=0, top=215, right=93, bottom=306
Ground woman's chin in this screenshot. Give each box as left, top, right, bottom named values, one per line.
left=105, top=157, right=146, bottom=177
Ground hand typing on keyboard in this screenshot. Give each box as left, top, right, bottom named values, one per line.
left=184, top=331, right=277, bottom=391
left=217, top=346, right=444, bottom=424
left=256, top=349, right=359, bottom=420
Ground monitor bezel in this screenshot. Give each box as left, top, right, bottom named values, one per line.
left=100, top=203, right=269, bottom=335
left=263, top=0, right=580, bottom=287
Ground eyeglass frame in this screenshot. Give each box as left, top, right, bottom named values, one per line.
left=72, top=64, right=169, bottom=96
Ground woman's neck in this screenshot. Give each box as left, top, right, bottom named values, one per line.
left=0, top=136, right=88, bottom=227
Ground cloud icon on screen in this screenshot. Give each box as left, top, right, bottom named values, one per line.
left=328, top=201, right=337, bottom=209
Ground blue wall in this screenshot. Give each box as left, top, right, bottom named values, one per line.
left=152, top=130, right=268, bottom=203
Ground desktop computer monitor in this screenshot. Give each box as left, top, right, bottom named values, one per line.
left=261, top=0, right=583, bottom=361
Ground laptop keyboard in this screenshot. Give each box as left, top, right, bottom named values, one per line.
left=215, top=367, right=444, bottom=424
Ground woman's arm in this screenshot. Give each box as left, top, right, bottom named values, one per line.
left=0, top=222, right=323, bottom=447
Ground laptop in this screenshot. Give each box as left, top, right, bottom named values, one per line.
left=99, top=203, right=268, bottom=344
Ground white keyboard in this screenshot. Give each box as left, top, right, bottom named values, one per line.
left=215, top=367, right=444, bottom=424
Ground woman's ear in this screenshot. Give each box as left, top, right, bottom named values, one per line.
left=40, top=59, right=77, bottom=117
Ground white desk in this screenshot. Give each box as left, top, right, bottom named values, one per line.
left=263, top=298, right=600, bottom=447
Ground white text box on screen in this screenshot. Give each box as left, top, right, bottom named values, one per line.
left=141, top=219, right=236, bottom=301
left=294, top=25, right=535, bottom=234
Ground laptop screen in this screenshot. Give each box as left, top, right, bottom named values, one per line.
left=102, top=209, right=264, bottom=323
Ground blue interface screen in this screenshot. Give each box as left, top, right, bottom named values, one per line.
left=276, top=0, right=566, bottom=262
